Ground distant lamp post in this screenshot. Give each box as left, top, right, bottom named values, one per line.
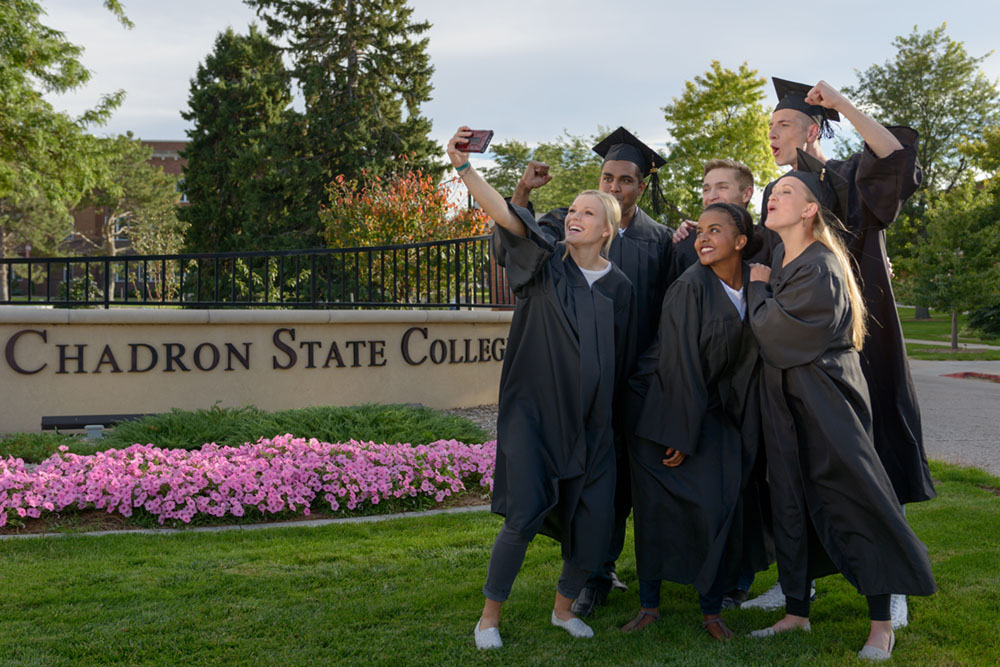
left=24, top=242, right=31, bottom=258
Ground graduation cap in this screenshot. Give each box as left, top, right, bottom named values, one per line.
left=784, top=148, right=850, bottom=230
left=592, top=127, right=668, bottom=215
left=773, top=77, right=839, bottom=139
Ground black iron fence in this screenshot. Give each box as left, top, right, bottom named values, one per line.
left=0, top=236, right=514, bottom=309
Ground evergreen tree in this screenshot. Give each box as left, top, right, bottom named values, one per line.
left=247, top=0, right=440, bottom=212
left=180, top=25, right=299, bottom=252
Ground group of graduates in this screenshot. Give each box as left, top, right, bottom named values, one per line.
left=446, top=77, right=937, bottom=661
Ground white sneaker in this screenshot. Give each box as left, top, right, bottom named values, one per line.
left=551, top=611, right=594, bottom=638
left=890, top=594, right=908, bottom=629
left=741, top=581, right=817, bottom=611
left=474, top=620, right=502, bottom=649
left=741, top=582, right=786, bottom=610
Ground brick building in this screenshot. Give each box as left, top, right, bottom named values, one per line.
left=64, top=140, right=188, bottom=256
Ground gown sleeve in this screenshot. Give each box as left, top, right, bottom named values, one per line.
left=492, top=202, right=565, bottom=268
left=633, top=280, right=707, bottom=456
left=851, top=126, right=921, bottom=229
left=493, top=203, right=557, bottom=293
left=747, top=261, right=845, bottom=369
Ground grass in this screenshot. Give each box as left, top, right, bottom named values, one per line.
left=897, top=306, right=995, bottom=345
left=897, top=306, right=1000, bottom=361
left=0, top=403, right=491, bottom=464
left=0, top=460, right=996, bottom=665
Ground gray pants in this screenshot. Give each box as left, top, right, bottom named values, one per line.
left=482, top=524, right=590, bottom=602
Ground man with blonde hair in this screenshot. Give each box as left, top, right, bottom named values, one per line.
left=671, top=159, right=755, bottom=273
left=743, top=77, right=932, bottom=652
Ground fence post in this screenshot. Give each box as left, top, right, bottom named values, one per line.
left=103, top=258, right=111, bottom=308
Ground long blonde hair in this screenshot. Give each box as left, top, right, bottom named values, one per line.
left=562, top=190, right=620, bottom=259
left=805, top=200, right=868, bottom=350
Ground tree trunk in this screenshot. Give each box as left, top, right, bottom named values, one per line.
left=0, top=227, right=8, bottom=302
left=951, top=310, right=959, bottom=351
left=99, top=215, right=118, bottom=302
left=0, top=255, right=7, bottom=303
left=914, top=306, right=931, bottom=320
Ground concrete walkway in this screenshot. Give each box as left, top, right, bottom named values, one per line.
left=0, top=504, right=492, bottom=541
left=909, top=359, right=1000, bottom=477
left=907, top=338, right=1000, bottom=350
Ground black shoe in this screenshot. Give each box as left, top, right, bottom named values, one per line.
left=570, top=586, right=608, bottom=617
left=721, top=589, right=749, bottom=609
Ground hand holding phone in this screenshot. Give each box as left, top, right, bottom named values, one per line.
left=454, top=129, right=494, bottom=153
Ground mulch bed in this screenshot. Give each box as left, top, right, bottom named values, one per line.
left=942, top=372, right=1000, bottom=384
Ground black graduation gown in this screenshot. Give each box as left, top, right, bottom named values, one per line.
left=758, top=128, right=935, bottom=505
left=491, top=204, right=636, bottom=572
left=494, top=203, right=674, bottom=568
left=671, top=233, right=698, bottom=280
left=747, top=242, right=936, bottom=602
left=627, top=262, right=770, bottom=594
left=519, top=205, right=674, bottom=357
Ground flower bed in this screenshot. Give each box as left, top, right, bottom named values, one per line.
left=0, top=436, right=496, bottom=528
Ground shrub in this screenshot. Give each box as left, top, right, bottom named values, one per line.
left=0, top=437, right=496, bottom=527
left=968, top=303, right=1000, bottom=339
left=320, top=159, right=490, bottom=249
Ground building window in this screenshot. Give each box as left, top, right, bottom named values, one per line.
left=108, top=215, right=128, bottom=243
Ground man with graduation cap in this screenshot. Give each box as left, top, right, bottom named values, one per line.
left=745, top=164, right=936, bottom=659
left=504, top=127, right=675, bottom=617
left=742, top=78, right=935, bottom=629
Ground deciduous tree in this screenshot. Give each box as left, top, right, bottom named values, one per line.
left=912, top=180, right=1000, bottom=349
left=661, top=61, right=778, bottom=222
left=481, top=131, right=606, bottom=216
left=0, top=0, right=131, bottom=298
left=80, top=133, right=185, bottom=257
left=842, top=24, right=1000, bottom=257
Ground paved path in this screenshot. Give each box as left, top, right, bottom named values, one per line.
left=0, top=504, right=492, bottom=541
left=907, top=338, right=1000, bottom=350
left=909, top=359, right=1000, bottom=477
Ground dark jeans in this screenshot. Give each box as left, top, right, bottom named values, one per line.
left=736, top=567, right=754, bottom=592
left=638, top=574, right=728, bottom=615
left=482, top=524, right=589, bottom=602
left=584, top=439, right=631, bottom=594
left=786, top=593, right=890, bottom=621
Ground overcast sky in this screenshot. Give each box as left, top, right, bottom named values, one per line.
left=42, top=0, right=1000, bottom=155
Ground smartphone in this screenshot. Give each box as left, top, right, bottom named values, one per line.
left=455, top=129, right=494, bottom=153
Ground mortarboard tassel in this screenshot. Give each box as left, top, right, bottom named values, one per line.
left=648, top=166, right=664, bottom=217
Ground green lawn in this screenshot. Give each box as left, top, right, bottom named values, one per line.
left=898, top=306, right=1000, bottom=361
left=897, top=306, right=992, bottom=345
left=0, top=460, right=997, bottom=665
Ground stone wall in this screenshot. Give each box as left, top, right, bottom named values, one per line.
left=0, top=307, right=513, bottom=433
